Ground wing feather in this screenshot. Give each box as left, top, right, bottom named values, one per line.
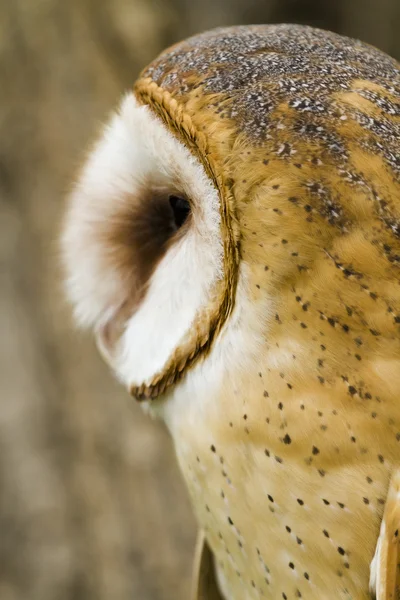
left=371, top=469, right=400, bottom=600
left=191, top=530, right=224, bottom=600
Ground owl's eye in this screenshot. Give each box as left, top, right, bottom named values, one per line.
left=169, top=195, right=191, bottom=229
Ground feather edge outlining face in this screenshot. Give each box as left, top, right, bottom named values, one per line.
left=61, top=93, right=224, bottom=392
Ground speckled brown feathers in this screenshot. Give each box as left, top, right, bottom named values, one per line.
left=134, top=24, right=400, bottom=399
left=132, top=24, right=400, bottom=599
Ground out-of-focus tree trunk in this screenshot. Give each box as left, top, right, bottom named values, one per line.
left=0, top=1, right=398, bottom=599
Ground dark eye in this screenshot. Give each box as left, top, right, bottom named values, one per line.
left=169, top=195, right=191, bottom=229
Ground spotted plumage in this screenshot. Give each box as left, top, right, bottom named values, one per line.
left=62, top=24, right=400, bottom=600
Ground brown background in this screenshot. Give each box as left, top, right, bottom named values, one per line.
left=0, top=1, right=399, bottom=599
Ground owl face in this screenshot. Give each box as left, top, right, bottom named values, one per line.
left=61, top=95, right=224, bottom=392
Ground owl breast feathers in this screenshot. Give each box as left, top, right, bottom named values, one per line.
left=62, top=25, right=400, bottom=600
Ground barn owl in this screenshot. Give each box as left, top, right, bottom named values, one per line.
left=61, top=24, right=400, bottom=600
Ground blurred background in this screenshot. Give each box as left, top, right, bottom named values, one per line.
left=0, top=1, right=399, bottom=599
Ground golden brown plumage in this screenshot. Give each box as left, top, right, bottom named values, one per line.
left=62, top=24, right=400, bottom=599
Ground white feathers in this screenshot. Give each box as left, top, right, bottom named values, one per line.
left=369, top=520, right=382, bottom=597
left=61, top=92, right=223, bottom=388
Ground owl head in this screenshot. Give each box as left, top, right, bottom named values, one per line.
left=61, top=92, right=231, bottom=397
left=61, top=25, right=400, bottom=403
